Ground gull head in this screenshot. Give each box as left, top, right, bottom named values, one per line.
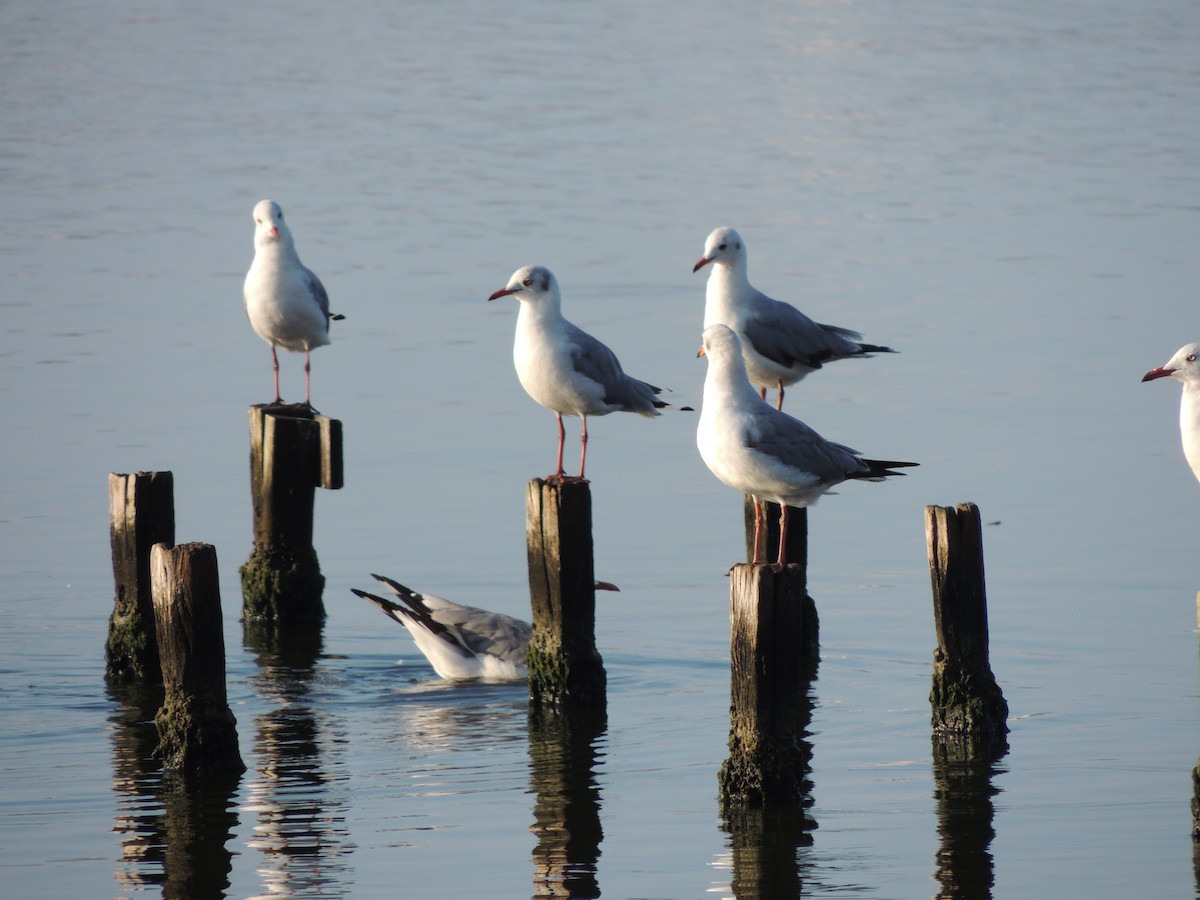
left=693, top=226, right=744, bottom=273
left=698, top=323, right=743, bottom=364
left=1143, top=342, right=1200, bottom=386
left=252, top=199, right=286, bottom=243
left=488, top=265, right=558, bottom=305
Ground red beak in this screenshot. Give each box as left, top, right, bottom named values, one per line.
left=692, top=256, right=711, bottom=273
left=488, top=287, right=516, bottom=301
left=1142, top=367, right=1174, bottom=382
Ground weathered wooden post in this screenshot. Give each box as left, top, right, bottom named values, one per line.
left=719, top=564, right=815, bottom=805
left=1192, top=758, right=1200, bottom=839
left=107, top=471, right=175, bottom=682
left=744, top=497, right=819, bottom=660
left=925, top=503, right=1008, bottom=747
left=525, top=479, right=606, bottom=710
left=240, top=403, right=342, bottom=628
left=152, top=542, right=246, bottom=774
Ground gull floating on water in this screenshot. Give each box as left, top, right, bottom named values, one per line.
left=243, top=199, right=343, bottom=406
left=489, top=264, right=684, bottom=482
left=693, top=226, right=893, bottom=410
left=352, top=573, right=619, bottom=681
left=1142, top=342, right=1200, bottom=484
left=696, top=324, right=916, bottom=569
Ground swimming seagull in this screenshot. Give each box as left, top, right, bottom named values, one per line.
left=696, top=324, right=916, bottom=570
left=243, top=199, right=344, bottom=406
left=693, top=226, right=893, bottom=410
left=1142, top=342, right=1200, bottom=484
left=489, top=264, right=683, bottom=482
left=352, top=573, right=619, bottom=681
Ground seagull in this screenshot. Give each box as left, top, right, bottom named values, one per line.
left=489, top=264, right=680, bottom=482
left=693, top=226, right=893, bottom=410
left=352, top=573, right=619, bottom=681
left=243, top=199, right=344, bottom=406
left=696, top=324, right=916, bottom=569
left=1142, top=342, right=1200, bottom=484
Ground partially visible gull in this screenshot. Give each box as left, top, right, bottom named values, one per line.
left=1142, top=342, right=1200, bottom=484
left=352, top=573, right=619, bottom=681
left=694, top=226, right=892, bottom=410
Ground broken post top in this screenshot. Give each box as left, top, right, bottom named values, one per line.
left=248, top=403, right=343, bottom=492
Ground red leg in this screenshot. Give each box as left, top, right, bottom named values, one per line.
left=775, top=379, right=785, bottom=411
left=550, top=413, right=567, bottom=482
left=304, top=348, right=312, bottom=406
left=271, top=345, right=281, bottom=403
left=750, top=498, right=764, bottom=564
left=759, top=386, right=767, bottom=401
left=578, top=416, right=589, bottom=480
left=773, top=504, right=789, bottom=571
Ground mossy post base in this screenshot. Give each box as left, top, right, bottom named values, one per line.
left=240, top=403, right=342, bottom=628
left=525, top=478, right=606, bottom=711
left=926, top=503, right=1008, bottom=748
left=107, top=471, right=175, bottom=682
left=719, top=564, right=815, bottom=806
left=743, top=497, right=819, bottom=660
left=151, top=542, right=245, bottom=775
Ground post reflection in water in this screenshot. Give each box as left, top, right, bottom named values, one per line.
left=931, top=736, right=1007, bottom=900
left=716, top=676, right=818, bottom=900
left=527, top=706, right=606, bottom=900
left=243, top=626, right=354, bottom=897
left=108, top=680, right=241, bottom=895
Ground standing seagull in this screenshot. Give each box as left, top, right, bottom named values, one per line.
left=243, top=199, right=343, bottom=406
left=352, top=573, right=618, bottom=681
left=1142, top=342, right=1200, bottom=484
left=693, top=226, right=893, bottom=410
left=489, top=264, right=675, bottom=482
left=697, top=324, right=916, bottom=569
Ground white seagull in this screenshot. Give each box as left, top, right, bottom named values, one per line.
left=1142, top=342, right=1200, bottom=484
left=696, top=324, right=916, bottom=569
left=693, top=226, right=893, bottom=410
left=243, top=199, right=343, bottom=406
left=489, top=264, right=681, bottom=482
left=352, top=573, right=619, bottom=681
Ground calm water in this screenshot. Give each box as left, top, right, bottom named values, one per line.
left=3, top=0, right=1199, bottom=896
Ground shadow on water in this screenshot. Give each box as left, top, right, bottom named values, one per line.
left=931, top=735, right=1008, bottom=899
left=242, top=624, right=355, bottom=897
left=527, top=705, right=606, bottom=900
left=108, top=680, right=241, bottom=896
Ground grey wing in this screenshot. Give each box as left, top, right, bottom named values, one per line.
left=431, top=605, right=532, bottom=665
left=565, top=322, right=662, bottom=410
left=741, top=292, right=864, bottom=370
left=747, top=410, right=868, bottom=482
left=302, top=265, right=336, bottom=323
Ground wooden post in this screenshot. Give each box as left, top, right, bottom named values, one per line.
left=525, top=478, right=606, bottom=710
left=1192, top=758, right=1200, bottom=839
left=719, top=564, right=815, bottom=805
left=743, top=497, right=819, bottom=660
left=107, top=471, right=175, bottom=682
left=240, top=403, right=342, bottom=628
left=925, top=503, right=1008, bottom=747
left=151, top=542, right=245, bottom=774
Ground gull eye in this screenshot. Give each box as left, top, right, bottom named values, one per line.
left=522, top=278, right=533, bottom=287
left=1188, top=355, right=1197, bottom=363
left=718, top=243, right=727, bottom=251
